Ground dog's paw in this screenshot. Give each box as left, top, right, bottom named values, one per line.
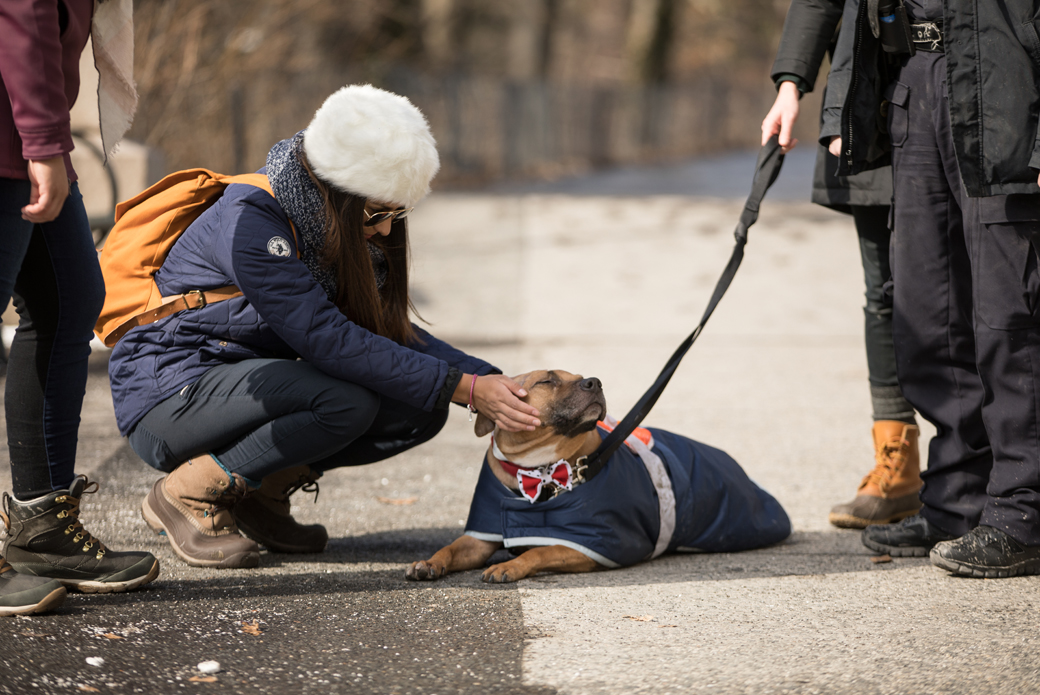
left=406, top=560, right=445, bottom=581
left=481, top=563, right=520, bottom=584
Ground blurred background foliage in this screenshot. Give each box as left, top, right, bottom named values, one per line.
left=129, top=0, right=819, bottom=187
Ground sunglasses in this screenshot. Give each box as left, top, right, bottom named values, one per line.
left=363, top=207, right=413, bottom=227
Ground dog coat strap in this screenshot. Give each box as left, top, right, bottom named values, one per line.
left=601, top=415, right=675, bottom=558
left=597, top=417, right=654, bottom=450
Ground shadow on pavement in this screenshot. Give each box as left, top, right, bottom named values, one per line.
left=0, top=572, right=554, bottom=695
left=511, top=530, right=931, bottom=591
left=267, top=527, right=928, bottom=588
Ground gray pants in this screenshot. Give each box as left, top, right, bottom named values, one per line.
left=128, top=359, right=448, bottom=484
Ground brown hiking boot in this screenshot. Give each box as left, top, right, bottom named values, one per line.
left=232, top=466, right=328, bottom=553
left=829, top=422, right=922, bottom=529
left=141, top=455, right=260, bottom=568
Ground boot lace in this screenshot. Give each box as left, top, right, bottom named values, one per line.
left=284, top=479, right=320, bottom=504
left=205, top=475, right=252, bottom=518
left=860, top=435, right=909, bottom=495
left=0, top=557, right=12, bottom=576
left=55, top=479, right=107, bottom=560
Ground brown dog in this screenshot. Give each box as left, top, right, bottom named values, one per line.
left=406, top=369, right=791, bottom=583
left=407, top=369, right=604, bottom=583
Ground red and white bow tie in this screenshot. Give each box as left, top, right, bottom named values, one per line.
left=491, top=438, right=574, bottom=503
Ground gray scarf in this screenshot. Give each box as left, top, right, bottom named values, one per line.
left=265, top=131, right=387, bottom=301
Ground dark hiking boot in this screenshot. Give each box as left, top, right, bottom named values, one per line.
left=232, top=466, right=328, bottom=553
left=861, top=514, right=957, bottom=557
left=930, top=526, right=1040, bottom=578
left=142, top=455, right=260, bottom=568
left=829, top=422, right=922, bottom=529
left=0, top=555, right=66, bottom=616
left=2, top=477, right=160, bottom=593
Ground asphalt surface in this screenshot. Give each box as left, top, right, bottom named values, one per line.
left=0, top=359, right=551, bottom=695
left=1, top=151, right=1038, bottom=694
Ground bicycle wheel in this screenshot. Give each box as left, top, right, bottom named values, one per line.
left=70, top=131, right=119, bottom=249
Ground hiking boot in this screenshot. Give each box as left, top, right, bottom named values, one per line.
left=232, top=466, right=328, bottom=553
left=2, top=477, right=160, bottom=593
left=829, top=422, right=922, bottom=529
left=0, top=555, right=66, bottom=616
left=861, top=514, right=957, bottom=557
left=141, top=455, right=260, bottom=568
left=930, top=526, right=1040, bottom=578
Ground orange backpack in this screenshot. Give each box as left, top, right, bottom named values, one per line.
left=94, top=169, right=296, bottom=347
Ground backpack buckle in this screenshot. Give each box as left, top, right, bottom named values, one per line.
left=183, top=289, right=207, bottom=310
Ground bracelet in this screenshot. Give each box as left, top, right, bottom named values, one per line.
left=467, top=375, right=478, bottom=421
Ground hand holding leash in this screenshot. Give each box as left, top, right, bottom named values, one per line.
left=761, top=81, right=800, bottom=153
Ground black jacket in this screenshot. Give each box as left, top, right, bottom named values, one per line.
left=822, top=0, right=1040, bottom=197
left=771, top=0, right=893, bottom=209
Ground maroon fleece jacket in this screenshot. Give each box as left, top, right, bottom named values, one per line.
left=0, top=0, right=94, bottom=181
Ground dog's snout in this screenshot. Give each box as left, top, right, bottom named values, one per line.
left=580, top=377, right=602, bottom=392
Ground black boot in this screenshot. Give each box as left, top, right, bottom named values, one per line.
left=861, top=514, right=957, bottom=557
left=930, top=526, right=1040, bottom=578
left=3, top=476, right=160, bottom=593
left=0, top=555, right=66, bottom=617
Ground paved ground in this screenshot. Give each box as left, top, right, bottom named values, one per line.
left=1, top=153, right=1038, bottom=694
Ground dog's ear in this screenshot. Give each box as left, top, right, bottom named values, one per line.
left=474, top=412, right=496, bottom=438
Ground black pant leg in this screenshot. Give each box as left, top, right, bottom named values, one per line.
left=963, top=195, right=1040, bottom=544
left=6, top=185, right=104, bottom=498
left=129, top=359, right=382, bottom=482
left=310, top=397, right=449, bottom=472
left=889, top=53, right=992, bottom=536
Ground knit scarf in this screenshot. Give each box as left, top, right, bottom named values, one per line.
left=265, top=131, right=387, bottom=302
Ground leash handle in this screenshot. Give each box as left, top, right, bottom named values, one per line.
left=580, top=136, right=786, bottom=479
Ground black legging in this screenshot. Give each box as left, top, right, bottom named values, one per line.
left=852, top=204, right=915, bottom=424
left=128, top=358, right=449, bottom=484
left=2, top=182, right=105, bottom=499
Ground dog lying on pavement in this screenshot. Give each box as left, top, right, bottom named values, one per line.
left=406, top=369, right=790, bottom=583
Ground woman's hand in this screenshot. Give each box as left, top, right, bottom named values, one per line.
left=761, top=81, right=800, bottom=153
left=455, top=374, right=540, bottom=432
left=828, top=135, right=842, bottom=157
left=23, top=157, right=69, bottom=223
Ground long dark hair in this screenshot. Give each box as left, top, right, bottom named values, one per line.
left=301, top=153, right=418, bottom=345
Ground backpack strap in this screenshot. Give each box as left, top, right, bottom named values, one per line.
left=105, top=286, right=244, bottom=346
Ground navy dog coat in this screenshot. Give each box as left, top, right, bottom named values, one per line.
left=464, top=423, right=791, bottom=568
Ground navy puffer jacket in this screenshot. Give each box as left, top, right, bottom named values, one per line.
left=108, top=182, right=498, bottom=435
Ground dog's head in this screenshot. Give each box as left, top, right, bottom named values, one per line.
left=475, top=369, right=607, bottom=466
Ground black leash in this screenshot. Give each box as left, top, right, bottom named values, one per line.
left=574, top=136, right=786, bottom=484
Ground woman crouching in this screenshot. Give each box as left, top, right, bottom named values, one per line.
left=109, top=85, right=539, bottom=568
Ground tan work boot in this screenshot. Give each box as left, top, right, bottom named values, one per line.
left=232, top=466, right=328, bottom=553
left=829, top=422, right=923, bottom=529
left=141, top=455, right=260, bottom=568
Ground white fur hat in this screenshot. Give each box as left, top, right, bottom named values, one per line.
left=303, top=84, right=440, bottom=207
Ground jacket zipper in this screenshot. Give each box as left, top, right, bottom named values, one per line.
left=844, top=0, right=867, bottom=171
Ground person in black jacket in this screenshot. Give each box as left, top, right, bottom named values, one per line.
left=763, top=0, right=922, bottom=530
left=822, top=0, right=1040, bottom=577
